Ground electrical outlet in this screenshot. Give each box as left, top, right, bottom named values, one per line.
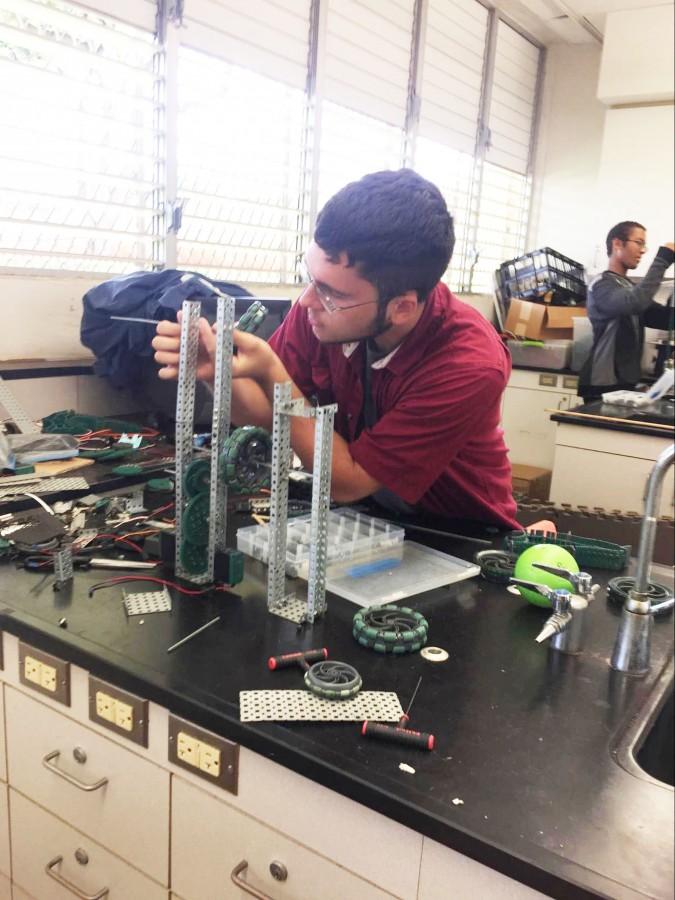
left=199, top=743, right=221, bottom=777
left=177, top=731, right=200, bottom=767
left=169, top=715, right=238, bottom=794
left=40, top=663, right=57, bottom=693
left=24, top=655, right=41, bottom=685
left=115, top=700, right=133, bottom=732
left=95, top=691, right=116, bottom=723
left=19, top=643, right=70, bottom=706
left=88, top=676, right=148, bottom=746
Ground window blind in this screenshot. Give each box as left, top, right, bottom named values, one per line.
left=180, top=0, right=311, bottom=90
left=485, top=20, right=540, bottom=175
left=322, top=0, right=416, bottom=128
left=417, top=0, right=489, bottom=156
left=0, top=0, right=157, bottom=273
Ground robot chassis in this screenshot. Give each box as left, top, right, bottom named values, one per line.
left=173, top=281, right=336, bottom=624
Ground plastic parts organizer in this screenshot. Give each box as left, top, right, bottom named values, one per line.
left=237, top=508, right=404, bottom=579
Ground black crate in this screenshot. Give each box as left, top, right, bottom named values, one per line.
left=496, top=247, right=587, bottom=307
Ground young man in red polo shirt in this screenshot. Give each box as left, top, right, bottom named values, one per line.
left=153, top=169, right=517, bottom=530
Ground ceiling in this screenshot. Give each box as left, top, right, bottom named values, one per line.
left=495, top=0, right=672, bottom=45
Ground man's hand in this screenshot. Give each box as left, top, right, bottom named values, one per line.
left=152, top=312, right=217, bottom=383
left=664, top=242, right=675, bottom=252
left=231, top=328, right=282, bottom=383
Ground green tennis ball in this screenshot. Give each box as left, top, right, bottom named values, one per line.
left=513, top=544, right=578, bottom=607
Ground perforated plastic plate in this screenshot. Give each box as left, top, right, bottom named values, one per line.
left=239, top=690, right=403, bottom=722
left=123, top=587, right=172, bottom=616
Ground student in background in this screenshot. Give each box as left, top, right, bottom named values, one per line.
left=580, top=222, right=674, bottom=400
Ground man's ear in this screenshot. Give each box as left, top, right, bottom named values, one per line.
left=386, top=291, right=420, bottom=325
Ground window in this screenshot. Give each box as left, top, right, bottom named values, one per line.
left=177, top=50, right=308, bottom=284
left=0, top=0, right=156, bottom=273
left=1, top=0, right=543, bottom=290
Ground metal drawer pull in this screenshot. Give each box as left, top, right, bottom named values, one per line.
left=231, top=859, right=287, bottom=899
left=42, top=750, right=109, bottom=791
left=46, top=855, right=109, bottom=899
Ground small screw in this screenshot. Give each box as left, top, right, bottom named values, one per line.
left=58, top=617, right=68, bottom=628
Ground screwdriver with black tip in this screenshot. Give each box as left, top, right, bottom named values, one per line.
left=361, top=676, right=435, bottom=750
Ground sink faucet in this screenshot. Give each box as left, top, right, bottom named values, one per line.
left=509, top=567, right=598, bottom=654
left=610, top=443, right=675, bottom=676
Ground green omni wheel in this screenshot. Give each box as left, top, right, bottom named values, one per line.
left=221, top=426, right=272, bottom=494
left=180, top=540, right=208, bottom=575
left=353, top=605, right=428, bottom=654
left=237, top=300, right=268, bottom=335
left=185, top=458, right=211, bottom=497
left=183, top=492, right=210, bottom=546
left=304, top=661, right=362, bottom=700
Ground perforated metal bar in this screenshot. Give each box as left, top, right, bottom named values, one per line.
left=209, top=291, right=235, bottom=565
left=0, top=375, right=38, bottom=434
left=53, top=543, right=73, bottom=584
left=174, top=299, right=201, bottom=580
left=306, top=402, right=336, bottom=622
left=267, top=382, right=293, bottom=611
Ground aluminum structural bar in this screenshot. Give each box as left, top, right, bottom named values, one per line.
left=208, top=293, right=235, bottom=567
left=174, top=299, right=202, bottom=581
left=267, top=381, right=336, bottom=623
left=306, top=401, right=336, bottom=622
left=267, top=382, right=295, bottom=612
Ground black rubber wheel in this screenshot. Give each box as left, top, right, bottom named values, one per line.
left=304, top=661, right=362, bottom=699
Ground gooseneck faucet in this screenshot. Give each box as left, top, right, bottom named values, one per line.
left=610, top=443, right=675, bottom=675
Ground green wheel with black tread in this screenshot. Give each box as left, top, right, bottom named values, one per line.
left=185, top=458, right=211, bottom=497
left=221, top=426, right=272, bottom=494
left=183, top=492, right=210, bottom=546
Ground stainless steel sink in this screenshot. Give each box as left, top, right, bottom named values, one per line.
left=615, top=658, right=675, bottom=788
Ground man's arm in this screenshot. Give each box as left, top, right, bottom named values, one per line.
left=592, top=245, right=674, bottom=317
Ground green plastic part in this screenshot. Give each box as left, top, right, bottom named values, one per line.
left=221, top=426, right=271, bottom=494
left=15, top=464, right=35, bottom=475
left=226, top=549, right=244, bottom=586
left=513, top=544, right=578, bottom=607
left=180, top=540, right=208, bottom=574
left=147, top=478, right=174, bottom=492
left=42, top=411, right=148, bottom=435
left=183, top=492, right=210, bottom=546
left=185, top=458, right=211, bottom=497
left=237, top=301, right=268, bottom=334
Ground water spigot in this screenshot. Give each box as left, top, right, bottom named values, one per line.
left=509, top=578, right=589, bottom=654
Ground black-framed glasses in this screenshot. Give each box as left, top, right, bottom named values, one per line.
left=298, top=259, right=378, bottom=314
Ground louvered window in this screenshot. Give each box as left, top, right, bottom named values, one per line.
left=0, top=0, right=157, bottom=273
left=176, top=0, right=311, bottom=283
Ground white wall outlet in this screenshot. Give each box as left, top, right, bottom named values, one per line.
left=95, top=691, right=116, bottom=723
left=24, top=655, right=41, bottom=685
left=199, top=743, right=221, bottom=777
left=40, top=663, right=57, bottom=692
left=169, top=715, right=238, bottom=794
left=177, top=732, right=200, bottom=768
left=115, top=700, right=134, bottom=732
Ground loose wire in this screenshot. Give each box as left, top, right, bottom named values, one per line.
left=88, top=575, right=232, bottom=597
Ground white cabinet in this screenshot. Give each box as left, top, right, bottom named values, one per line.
left=4, top=685, right=170, bottom=886
left=172, top=776, right=394, bottom=900
left=550, top=424, right=674, bottom=515
left=0, top=782, right=9, bottom=883
left=10, top=790, right=167, bottom=900
left=502, top=370, right=580, bottom=469
left=418, top=837, right=547, bottom=899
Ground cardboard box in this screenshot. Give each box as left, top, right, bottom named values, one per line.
left=504, top=298, right=587, bottom=341
left=511, top=464, right=552, bottom=501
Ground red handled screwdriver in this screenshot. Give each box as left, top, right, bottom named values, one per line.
left=362, top=676, right=434, bottom=750
left=268, top=648, right=328, bottom=671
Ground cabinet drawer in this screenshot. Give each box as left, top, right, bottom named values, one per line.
left=5, top=686, right=169, bottom=884
left=172, top=776, right=395, bottom=900
left=0, top=686, right=6, bottom=783
left=0, top=872, right=10, bottom=900
left=10, top=789, right=168, bottom=900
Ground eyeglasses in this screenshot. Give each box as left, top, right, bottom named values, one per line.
left=624, top=239, right=647, bottom=250
left=298, top=259, right=378, bottom=314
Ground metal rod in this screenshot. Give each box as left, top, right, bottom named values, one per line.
left=110, top=316, right=161, bottom=324
left=167, top=616, right=220, bottom=653
left=392, top=521, right=492, bottom=547
left=404, top=676, right=423, bottom=716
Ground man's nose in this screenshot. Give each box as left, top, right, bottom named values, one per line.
left=298, top=283, right=319, bottom=308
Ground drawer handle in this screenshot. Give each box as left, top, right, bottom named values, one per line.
left=231, top=860, right=276, bottom=899
left=46, top=855, right=109, bottom=899
left=43, top=750, right=109, bottom=792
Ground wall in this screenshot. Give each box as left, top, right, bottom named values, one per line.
left=528, top=43, right=607, bottom=273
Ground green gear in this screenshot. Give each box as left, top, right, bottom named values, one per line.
left=221, top=426, right=271, bottom=494
left=237, top=300, right=268, bottom=334
left=185, top=458, right=211, bottom=497
left=183, top=492, right=210, bottom=546
left=180, top=540, right=208, bottom=574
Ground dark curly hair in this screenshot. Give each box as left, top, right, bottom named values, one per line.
left=606, top=221, right=645, bottom=256
left=314, top=169, right=455, bottom=306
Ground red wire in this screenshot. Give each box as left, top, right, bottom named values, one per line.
left=94, top=533, right=146, bottom=554
left=90, top=576, right=232, bottom=596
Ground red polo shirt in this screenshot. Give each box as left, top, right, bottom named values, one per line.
left=269, top=283, right=518, bottom=529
